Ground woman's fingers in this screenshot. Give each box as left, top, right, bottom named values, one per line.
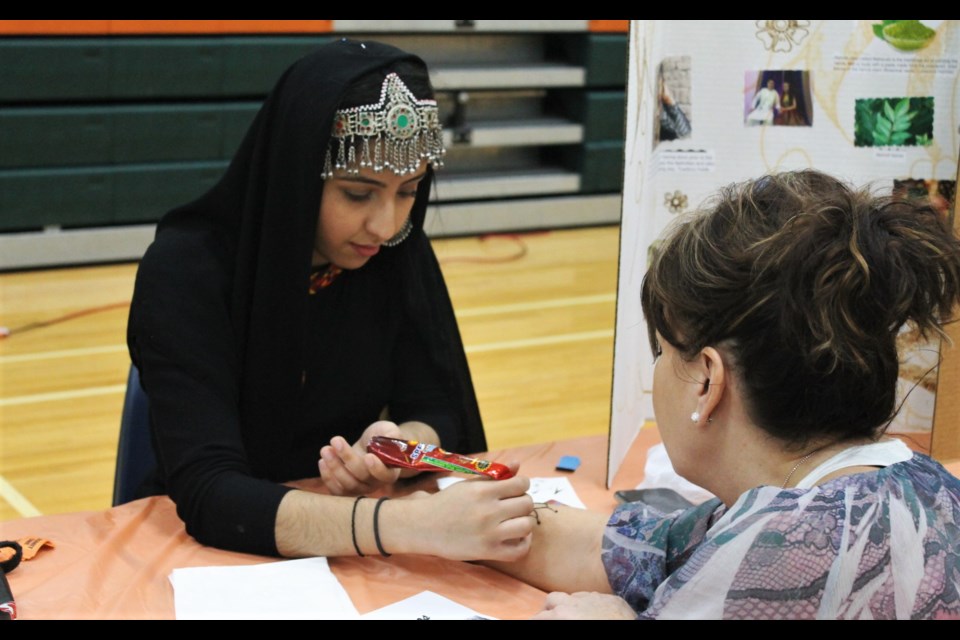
left=319, top=442, right=374, bottom=495
left=492, top=531, right=532, bottom=562
left=319, top=429, right=406, bottom=495
left=413, top=475, right=537, bottom=560
left=332, top=436, right=368, bottom=475
left=497, top=507, right=536, bottom=537
left=335, top=437, right=382, bottom=486
left=363, top=453, right=402, bottom=484
left=494, top=474, right=531, bottom=498
left=319, top=455, right=352, bottom=495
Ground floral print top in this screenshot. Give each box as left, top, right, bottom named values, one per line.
left=603, top=453, right=960, bottom=619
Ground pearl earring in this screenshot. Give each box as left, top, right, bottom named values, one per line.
left=691, top=411, right=700, bottom=423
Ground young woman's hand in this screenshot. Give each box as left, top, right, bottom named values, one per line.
left=381, top=469, right=535, bottom=562
left=318, top=420, right=404, bottom=496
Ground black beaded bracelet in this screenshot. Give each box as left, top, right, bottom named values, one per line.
left=350, top=496, right=366, bottom=557
left=373, top=496, right=391, bottom=557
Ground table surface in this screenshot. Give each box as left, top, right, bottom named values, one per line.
left=4, top=428, right=957, bottom=620
left=0, top=429, right=660, bottom=620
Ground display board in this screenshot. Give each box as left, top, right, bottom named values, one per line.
left=610, top=20, right=959, bottom=484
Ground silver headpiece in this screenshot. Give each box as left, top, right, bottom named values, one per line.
left=321, top=72, right=445, bottom=179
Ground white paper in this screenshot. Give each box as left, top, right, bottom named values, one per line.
left=361, top=590, right=494, bottom=620
left=436, top=475, right=586, bottom=509
left=171, top=557, right=359, bottom=620
left=635, top=443, right=715, bottom=505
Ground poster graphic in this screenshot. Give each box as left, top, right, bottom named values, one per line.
left=609, top=20, right=959, bottom=485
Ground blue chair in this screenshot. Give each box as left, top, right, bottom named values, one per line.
left=112, top=364, right=157, bottom=506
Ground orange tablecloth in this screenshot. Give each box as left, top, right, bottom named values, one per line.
left=0, top=430, right=662, bottom=620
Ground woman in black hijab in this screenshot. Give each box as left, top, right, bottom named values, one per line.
left=128, top=40, right=533, bottom=559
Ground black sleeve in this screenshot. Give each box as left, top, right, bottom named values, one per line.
left=387, top=310, right=463, bottom=451
left=128, top=233, right=292, bottom=556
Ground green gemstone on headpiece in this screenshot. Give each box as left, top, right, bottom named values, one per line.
left=324, top=72, right=445, bottom=178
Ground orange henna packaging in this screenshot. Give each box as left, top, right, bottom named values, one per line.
left=367, top=436, right=515, bottom=480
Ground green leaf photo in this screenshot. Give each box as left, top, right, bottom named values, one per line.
left=854, top=97, right=933, bottom=147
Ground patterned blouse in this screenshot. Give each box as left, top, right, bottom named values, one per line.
left=602, top=453, right=960, bottom=619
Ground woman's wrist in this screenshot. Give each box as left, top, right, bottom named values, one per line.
left=377, top=495, right=427, bottom=556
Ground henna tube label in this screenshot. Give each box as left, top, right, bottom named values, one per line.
left=367, top=436, right=514, bottom=480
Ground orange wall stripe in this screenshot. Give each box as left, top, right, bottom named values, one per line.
left=589, top=20, right=629, bottom=33
left=0, top=20, right=333, bottom=35
left=3, top=20, right=624, bottom=35
left=0, top=20, right=110, bottom=34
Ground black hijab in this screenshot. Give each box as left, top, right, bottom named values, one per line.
left=128, top=40, right=484, bottom=553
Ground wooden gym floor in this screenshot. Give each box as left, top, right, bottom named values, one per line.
left=0, top=225, right=621, bottom=521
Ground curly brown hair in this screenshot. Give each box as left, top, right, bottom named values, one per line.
left=641, top=170, right=960, bottom=447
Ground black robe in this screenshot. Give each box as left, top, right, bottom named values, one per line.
left=127, top=40, right=485, bottom=556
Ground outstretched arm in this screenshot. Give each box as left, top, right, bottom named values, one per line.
left=275, top=474, right=535, bottom=561
left=483, top=503, right=612, bottom=594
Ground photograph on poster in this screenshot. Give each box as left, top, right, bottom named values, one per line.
left=743, top=70, right=812, bottom=126
left=893, top=178, right=955, bottom=224
left=654, top=56, right=692, bottom=146
left=872, top=20, right=937, bottom=52
left=854, top=97, right=934, bottom=147
left=835, top=21, right=950, bottom=75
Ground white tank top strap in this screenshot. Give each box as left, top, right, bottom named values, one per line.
left=794, top=439, right=913, bottom=489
